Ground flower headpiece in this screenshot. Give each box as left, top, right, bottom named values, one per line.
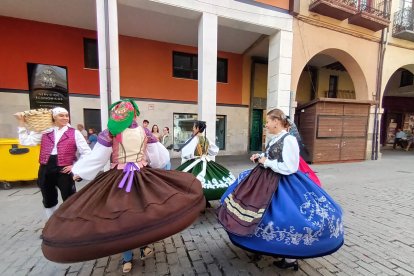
left=107, top=99, right=140, bottom=136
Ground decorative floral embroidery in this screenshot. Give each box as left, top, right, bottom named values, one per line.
left=198, top=174, right=236, bottom=189
left=254, top=192, right=343, bottom=245
left=110, top=102, right=134, bottom=122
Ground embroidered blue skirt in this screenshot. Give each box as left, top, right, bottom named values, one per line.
left=220, top=170, right=344, bottom=258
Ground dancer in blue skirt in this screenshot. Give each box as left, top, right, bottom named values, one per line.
left=218, top=108, right=344, bottom=270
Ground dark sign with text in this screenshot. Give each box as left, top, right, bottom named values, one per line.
left=27, top=63, right=69, bottom=111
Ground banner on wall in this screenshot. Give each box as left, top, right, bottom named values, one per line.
left=27, top=63, right=69, bottom=111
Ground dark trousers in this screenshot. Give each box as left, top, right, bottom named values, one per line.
left=393, top=138, right=406, bottom=149
left=37, top=155, right=76, bottom=208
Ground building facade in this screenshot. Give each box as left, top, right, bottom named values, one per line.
left=1, top=0, right=413, bottom=160
left=290, top=0, right=414, bottom=162
left=0, top=0, right=293, bottom=157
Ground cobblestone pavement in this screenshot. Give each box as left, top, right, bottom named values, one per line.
left=0, top=149, right=413, bottom=276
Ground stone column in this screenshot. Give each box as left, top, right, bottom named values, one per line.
left=198, top=12, right=218, bottom=146
left=96, top=0, right=120, bottom=130
left=267, top=30, right=293, bottom=116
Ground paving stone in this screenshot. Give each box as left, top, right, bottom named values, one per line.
left=155, top=251, right=166, bottom=263
left=155, top=262, right=169, bottom=275
left=166, top=253, right=179, bottom=265
left=192, top=260, right=207, bottom=274
left=206, top=263, right=221, bottom=276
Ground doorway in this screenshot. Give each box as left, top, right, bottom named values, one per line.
left=83, top=109, right=102, bottom=133
left=250, top=109, right=263, bottom=151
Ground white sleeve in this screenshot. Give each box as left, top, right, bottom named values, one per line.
left=17, top=127, right=42, bottom=146
left=72, top=143, right=112, bottom=180
left=207, top=140, right=219, bottom=156
left=75, top=130, right=92, bottom=158
left=181, top=137, right=198, bottom=162
left=263, top=135, right=299, bottom=175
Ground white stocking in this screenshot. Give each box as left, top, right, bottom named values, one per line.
left=285, top=258, right=297, bottom=263
left=45, top=205, right=58, bottom=219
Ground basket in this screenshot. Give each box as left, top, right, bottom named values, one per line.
left=22, top=109, right=53, bottom=132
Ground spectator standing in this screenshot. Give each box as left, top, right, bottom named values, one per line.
left=162, top=127, right=173, bottom=170
left=77, top=124, right=88, bottom=141
left=151, top=124, right=162, bottom=141
left=87, top=128, right=98, bottom=149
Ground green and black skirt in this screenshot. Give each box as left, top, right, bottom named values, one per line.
left=176, top=156, right=235, bottom=201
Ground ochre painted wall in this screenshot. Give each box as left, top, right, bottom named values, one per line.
left=296, top=70, right=312, bottom=104
left=253, top=63, right=267, bottom=98
left=0, top=16, right=243, bottom=105
left=316, top=69, right=355, bottom=97
left=254, top=0, right=289, bottom=10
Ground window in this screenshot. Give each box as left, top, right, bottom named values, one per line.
left=172, top=52, right=228, bottom=83
left=173, top=113, right=226, bottom=150
left=328, top=75, right=338, bottom=98
left=217, top=58, right=228, bottom=83
left=83, top=109, right=102, bottom=133
left=215, top=115, right=226, bottom=150
left=400, top=70, right=413, bottom=87
left=173, top=52, right=197, bottom=80
left=84, top=38, right=98, bottom=69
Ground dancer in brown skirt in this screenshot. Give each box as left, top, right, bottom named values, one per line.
left=41, top=99, right=205, bottom=271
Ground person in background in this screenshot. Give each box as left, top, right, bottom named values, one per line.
left=77, top=124, right=88, bottom=141
left=142, top=120, right=150, bottom=131
left=405, top=128, right=414, bottom=151
left=161, top=127, right=173, bottom=170
left=151, top=124, right=162, bottom=141
left=393, top=128, right=407, bottom=149
left=87, top=128, right=98, bottom=149
left=14, top=107, right=91, bottom=220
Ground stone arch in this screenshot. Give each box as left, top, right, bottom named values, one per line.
left=380, top=64, right=414, bottom=146
left=293, top=48, right=368, bottom=102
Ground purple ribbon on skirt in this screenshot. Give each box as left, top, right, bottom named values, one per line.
left=118, top=162, right=140, bottom=192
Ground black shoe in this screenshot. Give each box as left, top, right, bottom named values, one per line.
left=273, top=259, right=299, bottom=271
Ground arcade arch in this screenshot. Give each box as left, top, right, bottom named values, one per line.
left=381, top=65, right=414, bottom=147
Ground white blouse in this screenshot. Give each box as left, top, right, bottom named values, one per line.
left=181, top=136, right=219, bottom=164
left=72, top=143, right=112, bottom=180
left=17, top=126, right=91, bottom=157
left=261, top=130, right=299, bottom=175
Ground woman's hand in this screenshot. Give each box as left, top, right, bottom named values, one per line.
left=73, top=174, right=81, bottom=181
left=14, top=112, right=26, bottom=127
left=250, top=153, right=260, bottom=163
left=61, top=165, right=73, bottom=174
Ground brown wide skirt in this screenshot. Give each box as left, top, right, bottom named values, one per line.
left=42, top=167, right=205, bottom=263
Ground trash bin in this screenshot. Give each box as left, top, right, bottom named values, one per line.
left=0, top=138, right=40, bottom=189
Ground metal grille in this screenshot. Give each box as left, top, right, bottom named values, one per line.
left=354, top=0, right=391, bottom=19
left=393, top=8, right=414, bottom=33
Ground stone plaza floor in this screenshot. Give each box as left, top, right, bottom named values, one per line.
left=0, top=149, right=413, bottom=275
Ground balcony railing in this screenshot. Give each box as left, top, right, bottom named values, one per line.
left=348, top=0, right=391, bottom=31
left=309, top=0, right=358, bottom=21
left=324, top=90, right=356, bottom=99
left=393, top=8, right=414, bottom=41
left=356, top=0, right=390, bottom=19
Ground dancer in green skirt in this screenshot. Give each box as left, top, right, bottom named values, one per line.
left=176, top=121, right=235, bottom=203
